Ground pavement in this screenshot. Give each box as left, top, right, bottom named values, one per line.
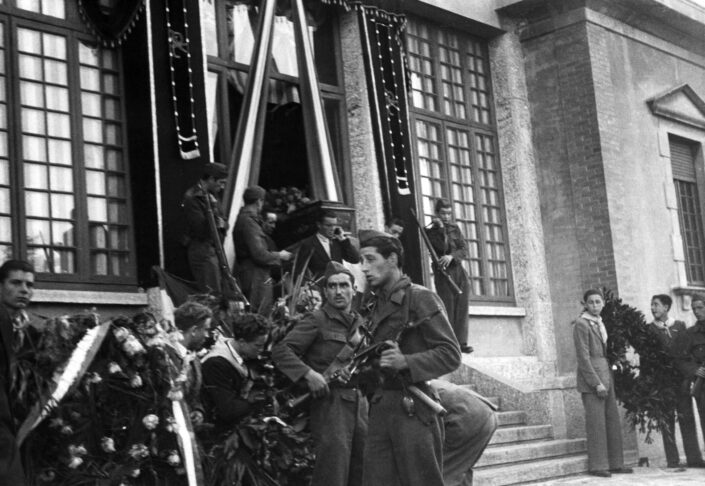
left=533, top=466, right=705, bottom=485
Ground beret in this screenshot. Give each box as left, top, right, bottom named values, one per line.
left=203, top=162, right=229, bottom=179
left=323, top=261, right=354, bottom=284
left=358, top=229, right=396, bottom=247
left=243, top=185, right=266, bottom=203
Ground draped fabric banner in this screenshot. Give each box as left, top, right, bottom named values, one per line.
left=166, top=0, right=201, bottom=159
left=358, top=6, right=412, bottom=203
left=77, top=0, right=146, bottom=47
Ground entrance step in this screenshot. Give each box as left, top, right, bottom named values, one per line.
left=476, top=438, right=587, bottom=468
left=489, top=424, right=554, bottom=445
left=474, top=454, right=589, bottom=486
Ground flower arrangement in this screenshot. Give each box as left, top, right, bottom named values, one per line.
left=602, top=289, right=683, bottom=442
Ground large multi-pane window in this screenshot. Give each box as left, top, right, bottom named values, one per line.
left=407, top=19, right=512, bottom=302
left=670, top=135, right=705, bottom=286
left=0, top=1, right=134, bottom=284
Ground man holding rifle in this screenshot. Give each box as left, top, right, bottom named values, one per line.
left=424, top=198, right=473, bottom=353
left=181, top=163, right=229, bottom=293
left=358, top=230, right=461, bottom=486
left=272, top=261, right=368, bottom=486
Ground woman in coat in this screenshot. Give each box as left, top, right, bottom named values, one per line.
left=572, top=289, right=633, bottom=478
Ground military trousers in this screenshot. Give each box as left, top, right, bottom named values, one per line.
left=661, top=385, right=702, bottom=466
left=581, top=381, right=624, bottom=472
left=443, top=407, right=497, bottom=486
left=187, top=240, right=221, bottom=294
left=362, top=390, right=445, bottom=486
left=235, top=260, right=273, bottom=315
left=434, top=264, right=469, bottom=347
left=310, top=388, right=368, bottom=486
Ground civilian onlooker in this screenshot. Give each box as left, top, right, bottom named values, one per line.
left=0, top=259, right=34, bottom=486
left=647, top=294, right=703, bottom=468
left=573, top=289, right=633, bottom=478
left=384, top=217, right=405, bottom=238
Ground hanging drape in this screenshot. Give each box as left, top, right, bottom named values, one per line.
left=77, top=0, right=146, bottom=47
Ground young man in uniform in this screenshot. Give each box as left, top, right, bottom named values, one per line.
left=273, top=261, right=367, bottom=486
left=357, top=231, right=461, bottom=486
left=181, top=162, right=229, bottom=293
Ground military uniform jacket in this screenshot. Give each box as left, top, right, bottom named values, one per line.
left=233, top=206, right=281, bottom=267
left=272, top=303, right=364, bottom=383
left=182, top=183, right=226, bottom=244
left=425, top=223, right=468, bottom=273
left=368, top=276, right=461, bottom=384
left=674, top=320, right=705, bottom=379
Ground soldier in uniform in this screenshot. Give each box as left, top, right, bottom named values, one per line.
left=647, top=294, right=703, bottom=468
left=181, top=162, right=229, bottom=294
left=425, top=198, right=472, bottom=353
left=233, top=186, right=292, bottom=313
left=357, top=231, right=461, bottom=486
left=272, top=261, right=368, bottom=486
left=674, top=293, right=705, bottom=461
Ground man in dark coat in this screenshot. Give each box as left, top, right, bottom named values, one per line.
left=294, top=211, right=360, bottom=281
left=233, top=186, right=291, bottom=313
left=201, top=313, right=269, bottom=429
left=181, top=162, right=229, bottom=293
left=272, top=261, right=368, bottom=486
left=357, top=231, right=461, bottom=486
left=0, top=259, right=34, bottom=486
left=425, top=198, right=472, bottom=353
left=430, top=379, right=497, bottom=486
left=674, top=293, right=705, bottom=461
left=647, top=294, right=703, bottom=468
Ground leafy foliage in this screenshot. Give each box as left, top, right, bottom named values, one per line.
left=602, top=289, right=682, bottom=442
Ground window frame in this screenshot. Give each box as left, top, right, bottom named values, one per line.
left=0, top=2, right=137, bottom=288
left=204, top=0, right=352, bottom=204
left=407, top=17, right=514, bottom=304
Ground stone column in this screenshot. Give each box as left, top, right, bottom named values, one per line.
left=339, top=12, right=385, bottom=230
left=489, top=20, right=557, bottom=365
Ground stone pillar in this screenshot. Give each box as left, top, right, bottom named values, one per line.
left=339, top=12, right=385, bottom=230
left=489, top=20, right=557, bottom=365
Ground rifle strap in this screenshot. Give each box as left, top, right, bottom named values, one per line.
left=320, top=314, right=365, bottom=380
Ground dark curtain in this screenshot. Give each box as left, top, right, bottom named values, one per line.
left=358, top=6, right=422, bottom=284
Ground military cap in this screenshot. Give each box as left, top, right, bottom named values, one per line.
left=358, top=229, right=396, bottom=246
left=243, top=185, right=266, bottom=204
left=203, top=162, right=229, bottom=179
left=323, top=261, right=354, bottom=284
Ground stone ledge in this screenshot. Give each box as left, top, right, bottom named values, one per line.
left=469, top=306, right=526, bottom=317
left=33, top=289, right=149, bottom=306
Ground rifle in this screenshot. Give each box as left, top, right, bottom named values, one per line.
left=409, top=208, right=462, bottom=295
left=200, top=183, right=249, bottom=308
left=690, top=344, right=705, bottom=398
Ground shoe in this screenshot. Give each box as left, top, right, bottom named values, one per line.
left=589, top=470, right=611, bottom=477
left=609, top=467, right=633, bottom=474
left=460, top=345, right=474, bottom=354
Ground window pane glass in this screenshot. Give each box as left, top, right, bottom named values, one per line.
left=45, top=86, right=69, bottom=111
left=24, top=163, right=48, bottom=189
left=83, top=118, right=103, bottom=143
left=103, top=73, right=118, bottom=94
left=92, top=252, right=108, bottom=275
left=25, top=191, right=49, bottom=217
left=23, top=135, right=47, bottom=162
left=50, top=194, right=73, bottom=219
left=42, top=0, right=66, bottom=19
left=105, top=123, right=120, bottom=145
left=47, top=139, right=72, bottom=165
left=42, top=33, right=66, bottom=60
left=88, top=197, right=107, bottom=222
left=106, top=149, right=122, bottom=171
left=47, top=113, right=70, bottom=138
left=22, top=108, right=46, bottom=135
left=82, top=92, right=101, bottom=117
left=52, top=221, right=73, bottom=245
left=19, top=54, right=42, bottom=80
left=79, top=42, right=99, bottom=66
left=84, top=144, right=104, bottom=169
left=20, top=81, right=44, bottom=107
left=0, top=187, right=9, bottom=213
left=44, top=59, right=68, bottom=85
left=0, top=216, right=11, bottom=241
left=17, top=28, right=41, bottom=54
left=80, top=67, right=100, bottom=91
left=104, top=98, right=120, bottom=120
left=0, top=160, right=8, bottom=185
left=49, top=166, right=73, bottom=192
left=86, top=170, right=106, bottom=196
left=0, top=133, right=6, bottom=158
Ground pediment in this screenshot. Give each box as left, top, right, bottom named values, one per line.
left=647, top=84, right=705, bottom=129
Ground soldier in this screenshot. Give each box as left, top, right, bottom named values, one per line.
left=0, top=260, right=34, bottom=486
left=294, top=211, right=360, bottom=281
left=181, top=163, right=229, bottom=293
left=357, top=231, right=461, bottom=486
left=674, top=293, right=705, bottom=464
left=425, top=198, right=473, bottom=353
left=233, top=186, right=291, bottom=313
left=272, top=261, right=368, bottom=486
left=647, top=294, right=703, bottom=468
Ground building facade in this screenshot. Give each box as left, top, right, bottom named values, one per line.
left=4, top=0, right=705, bottom=471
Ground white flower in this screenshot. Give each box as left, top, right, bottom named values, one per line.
left=60, top=425, right=74, bottom=435
left=167, top=451, right=181, bottom=466
left=142, top=414, right=159, bottom=430
left=113, top=326, right=130, bottom=342
left=108, top=362, right=122, bottom=374
left=130, top=468, right=141, bottom=478
left=85, top=372, right=102, bottom=385
left=100, top=437, right=116, bottom=453
left=130, top=374, right=143, bottom=388
left=123, top=335, right=146, bottom=356
left=165, top=416, right=177, bottom=433
left=128, top=443, right=149, bottom=460
left=67, top=456, right=83, bottom=469
left=167, top=389, right=183, bottom=401
left=68, top=444, right=87, bottom=456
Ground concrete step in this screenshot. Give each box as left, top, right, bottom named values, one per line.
left=489, top=424, right=553, bottom=445
left=476, top=438, right=587, bottom=468
left=495, top=410, right=526, bottom=427
left=474, top=454, right=589, bottom=486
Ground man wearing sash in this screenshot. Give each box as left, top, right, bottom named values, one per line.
left=0, top=259, right=35, bottom=486
left=201, top=313, right=269, bottom=429
left=272, top=261, right=368, bottom=486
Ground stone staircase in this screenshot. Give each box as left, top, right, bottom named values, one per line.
left=473, top=394, right=590, bottom=485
